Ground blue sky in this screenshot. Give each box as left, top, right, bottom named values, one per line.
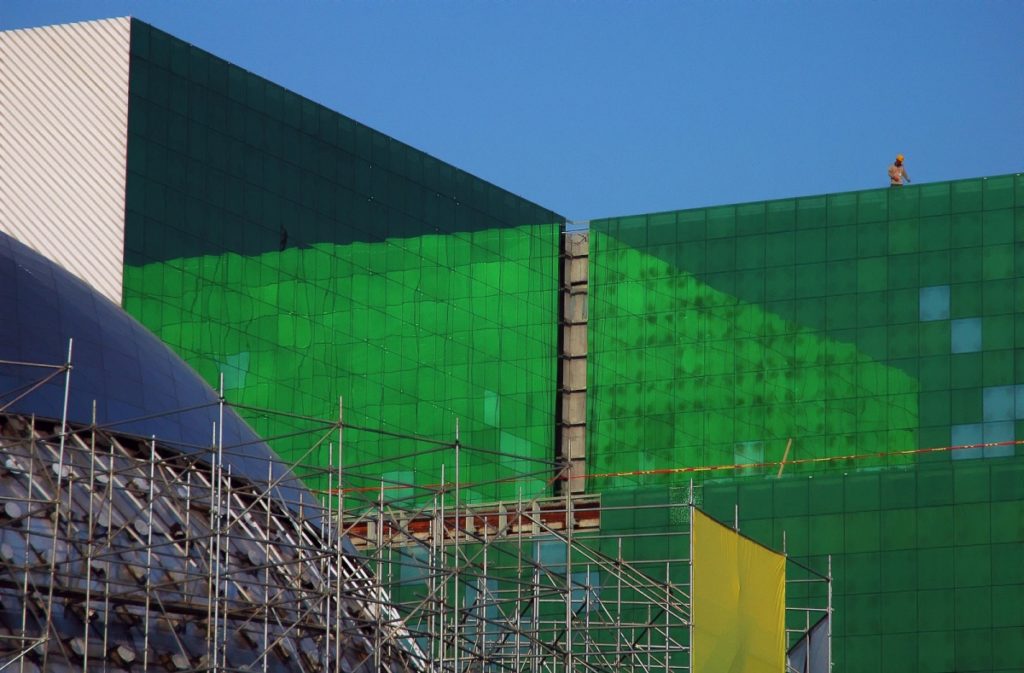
left=3, top=1, right=1022, bottom=221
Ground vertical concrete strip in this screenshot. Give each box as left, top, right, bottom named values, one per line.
left=0, top=17, right=131, bottom=304
left=559, top=231, right=588, bottom=493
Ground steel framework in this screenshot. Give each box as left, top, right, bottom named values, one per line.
left=0, top=350, right=829, bottom=673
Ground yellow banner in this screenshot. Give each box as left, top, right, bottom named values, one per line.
left=692, top=509, right=785, bottom=673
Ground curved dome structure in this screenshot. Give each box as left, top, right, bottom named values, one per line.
left=0, top=231, right=422, bottom=672
left=0, top=414, right=423, bottom=673
left=0, top=231, right=299, bottom=496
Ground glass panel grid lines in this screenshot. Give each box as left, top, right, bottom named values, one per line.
left=121, top=20, right=563, bottom=503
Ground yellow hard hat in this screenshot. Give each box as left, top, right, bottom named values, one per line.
left=896, top=154, right=904, bottom=162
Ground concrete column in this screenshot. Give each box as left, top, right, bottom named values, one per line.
left=557, top=231, right=588, bottom=494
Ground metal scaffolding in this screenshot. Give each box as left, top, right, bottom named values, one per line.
left=336, top=464, right=832, bottom=673
left=0, top=350, right=829, bottom=673
left=0, top=351, right=424, bottom=673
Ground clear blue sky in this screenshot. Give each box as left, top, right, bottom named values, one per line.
left=3, top=1, right=1022, bottom=221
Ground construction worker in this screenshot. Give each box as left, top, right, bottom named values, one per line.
left=888, top=154, right=911, bottom=187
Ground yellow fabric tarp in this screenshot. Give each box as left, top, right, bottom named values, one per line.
left=692, top=509, right=785, bottom=673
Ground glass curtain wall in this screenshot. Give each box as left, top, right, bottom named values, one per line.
left=121, top=21, right=563, bottom=502
left=588, top=174, right=1024, bottom=672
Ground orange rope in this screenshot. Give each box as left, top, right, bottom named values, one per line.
left=319, top=438, right=1022, bottom=496
left=575, top=438, right=1021, bottom=481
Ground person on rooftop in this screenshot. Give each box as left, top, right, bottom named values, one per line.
left=888, top=154, right=911, bottom=187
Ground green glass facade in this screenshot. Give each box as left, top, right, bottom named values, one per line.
left=588, top=175, right=1024, bottom=671
left=589, top=176, right=1024, bottom=487
left=103, top=18, right=1024, bottom=671
left=120, top=21, right=562, bottom=502
left=702, top=460, right=1024, bottom=673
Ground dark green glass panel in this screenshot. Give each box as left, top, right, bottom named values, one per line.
left=588, top=175, right=1023, bottom=671
left=122, top=24, right=561, bottom=502
left=952, top=178, right=984, bottom=213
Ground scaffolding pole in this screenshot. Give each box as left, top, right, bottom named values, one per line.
left=0, top=355, right=829, bottom=673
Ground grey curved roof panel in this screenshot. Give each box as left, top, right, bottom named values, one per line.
left=0, top=230, right=308, bottom=504
left=0, top=412, right=422, bottom=673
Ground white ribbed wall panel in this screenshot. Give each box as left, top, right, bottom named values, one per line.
left=0, top=17, right=131, bottom=304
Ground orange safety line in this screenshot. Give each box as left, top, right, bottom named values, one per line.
left=318, top=438, right=1023, bottom=496
left=575, top=438, right=1023, bottom=481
